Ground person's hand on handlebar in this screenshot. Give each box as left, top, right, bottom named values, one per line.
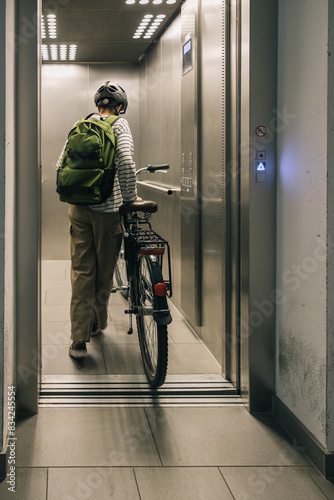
left=136, top=196, right=143, bottom=202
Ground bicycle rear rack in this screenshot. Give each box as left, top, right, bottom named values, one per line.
left=127, top=227, right=173, bottom=298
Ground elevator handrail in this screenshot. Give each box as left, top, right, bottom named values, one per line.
left=136, top=180, right=178, bottom=195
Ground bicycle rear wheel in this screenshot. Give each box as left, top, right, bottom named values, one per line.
left=114, top=238, right=129, bottom=299
left=136, top=254, right=168, bottom=387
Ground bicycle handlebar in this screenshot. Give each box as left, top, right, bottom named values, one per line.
left=136, top=164, right=170, bottom=176
left=147, top=164, right=169, bottom=173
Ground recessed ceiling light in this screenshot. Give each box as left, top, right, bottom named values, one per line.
left=156, top=14, right=166, bottom=18
left=125, top=0, right=136, bottom=3
left=143, top=34, right=152, bottom=38
left=139, top=0, right=149, bottom=3
left=133, top=35, right=141, bottom=38
left=153, top=0, right=162, bottom=3
left=166, top=0, right=176, bottom=3
left=144, top=14, right=153, bottom=18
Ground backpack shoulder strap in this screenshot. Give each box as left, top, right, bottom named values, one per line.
left=85, top=112, right=101, bottom=120
left=104, top=115, right=121, bottom=128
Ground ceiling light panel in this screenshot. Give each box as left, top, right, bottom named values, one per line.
left=132, top=13, right=166, bottom=40
left=41, top=13, right=58, bottom=40
left=41, top=44, right=77, bottom=63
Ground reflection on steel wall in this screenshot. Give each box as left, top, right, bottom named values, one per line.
left=138, top=15, right=182, bottom=305
left=180, top=0, right=201, bottom=327
left=200, top=0, right=226, bottom=365
left=41, top=64, right=140, bottom=260
left=139, top=0, right=227, bottom=369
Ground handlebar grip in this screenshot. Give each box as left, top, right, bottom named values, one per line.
left=147, top=164, right=170, bottom=173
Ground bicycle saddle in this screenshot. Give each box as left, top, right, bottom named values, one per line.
left=119, top=200, right=158, bottom=216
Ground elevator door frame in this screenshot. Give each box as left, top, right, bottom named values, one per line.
left=14, top=0, right=277, bottom=415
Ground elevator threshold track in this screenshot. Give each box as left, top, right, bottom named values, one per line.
left=40, top=374, right=245, bottom=408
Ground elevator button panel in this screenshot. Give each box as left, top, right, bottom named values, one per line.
left=256, top=151, right=267, bottom=183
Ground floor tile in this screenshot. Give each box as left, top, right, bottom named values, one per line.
left=167, top=344, right=221, bottom=374
left=42, top=278, right=71, bottom=291
left=42, top=344, right=107, bottom=376
left=220, top=466, right=328, bottom=500
left=0, top=467, right=47, bottom=500
left=167, top=319, right=200, bottom=344
left=42, top=260, right=69, bottom=279
left=16, top=408, right=161, bottom=467
left=135, top=467, right=233, bottom=500
left=307, top=467, right=334, bottom=499
left=48, top=467, right=140, bottom=500
left=108, top=303, right=131, bottom=323
left=42, top=321, right=71, bottom=345
left=102, top=344, right=145, bottom=375
left=41, top=303, right=70, bottom=322
left=144, top=407, right=310, bottom=466
left=90, top=323, right=139, bottom=345
left=45, top=289, right=71, bottom=305
left=168, top=301, right=184, bottom=321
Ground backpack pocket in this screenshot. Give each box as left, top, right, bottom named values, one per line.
left=57, top=167, right=104, bottom=204
left=67, top=131, right=103, bottom=169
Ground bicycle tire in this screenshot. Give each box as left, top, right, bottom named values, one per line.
left=114, top=239, right=129, bottom=299
left=136, top=253, right=168, bottom=387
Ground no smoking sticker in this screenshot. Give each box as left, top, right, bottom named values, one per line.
left=255, top=125, right=267, bottom=137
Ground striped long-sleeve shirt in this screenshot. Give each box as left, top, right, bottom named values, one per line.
left=56, top=115, right=137, bottom=213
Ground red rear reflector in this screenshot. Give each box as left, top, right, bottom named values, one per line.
left=154, top=283, right=167, bottom=297
left=141, top=247, right=165, bottom=256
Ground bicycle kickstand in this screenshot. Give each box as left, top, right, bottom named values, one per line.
left=127, top=312, right=133, bottom=335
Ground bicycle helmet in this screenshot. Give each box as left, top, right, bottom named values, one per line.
left=94, top=81, right=128, bottom=114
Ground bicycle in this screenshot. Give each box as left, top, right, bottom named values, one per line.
left=113, top=164, right=173, bottom=387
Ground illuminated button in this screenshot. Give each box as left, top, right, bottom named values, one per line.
left=256, top=162, right=266, bottom=172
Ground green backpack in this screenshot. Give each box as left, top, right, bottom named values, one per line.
left=57, top=113, right=119, bottom=205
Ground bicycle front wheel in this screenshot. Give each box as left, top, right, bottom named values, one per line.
left=136, top=254, right=168, bottom=387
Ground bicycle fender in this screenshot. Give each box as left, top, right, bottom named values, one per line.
left=153, top=309, right=172, bottom=326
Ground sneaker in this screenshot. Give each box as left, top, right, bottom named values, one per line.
left=91, top=324, right=102, bottom=337
left=69, top=342, right=87, bottom=359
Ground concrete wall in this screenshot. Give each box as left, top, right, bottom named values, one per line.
left=0, top=0, right=5, bottom=455
left=277, top=0, right=328, bottom=446
left=327, top=0, right=334, bottom=451
left=41, top=64, right=140, bottom=260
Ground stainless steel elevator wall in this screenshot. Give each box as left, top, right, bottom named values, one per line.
left=138, top=0, right=226, bottom=366
left=41, top=64, right=140, bottom=260
left=138, top=14, right=182, bottom=305
left=200, top=0, right=225, bottom=365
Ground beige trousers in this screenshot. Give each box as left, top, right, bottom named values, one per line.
left=68, top=205, right=123, bottom=342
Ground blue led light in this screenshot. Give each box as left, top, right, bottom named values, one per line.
left=256, top=162, right=266, bottom=172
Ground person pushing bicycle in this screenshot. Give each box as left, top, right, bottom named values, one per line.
left=56, top=81, right=141, bottom=359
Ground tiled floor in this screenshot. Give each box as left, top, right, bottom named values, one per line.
left=41, top=260, right=221, bottom=379
left=1, top=261, right=333, bottom=498
left=1, top=407, right=334, bottom=499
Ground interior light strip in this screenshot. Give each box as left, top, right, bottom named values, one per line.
left=41, top=14, right=57, bottom=39
left=41, top=44, right=77, bottom=62
left=133, top=14, right=166, bottom=39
